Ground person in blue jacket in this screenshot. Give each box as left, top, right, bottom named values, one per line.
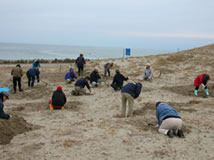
left=26, top=68, right=40, bottom=87
left=64, top=68, right=77, bottom=83
left=32, top=60, right=41, bottom=82
left=72, top=76, right=91, bottom=95
left=120, top=82, right=142, bottom=117
left=156, top=102, right=184, bottom=138
left=0, top=91, right=11, bottom=120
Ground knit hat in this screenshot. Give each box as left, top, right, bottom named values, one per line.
left=204, top=74, right=210, bottom=81
left=1, top=91, right=9, bottom=99
left=56, top=86, right=63, bottom=90
left=115, top=68, right=120, bottom=73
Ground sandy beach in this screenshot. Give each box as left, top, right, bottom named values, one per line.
left=0, top=44, right=214, bottom=160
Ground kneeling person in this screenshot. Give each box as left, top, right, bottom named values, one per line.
left=90, top=68, right=101, bottom=87
left=49, top=86, right=66, bottom=110
left=156, top=102, right=184, bottom=138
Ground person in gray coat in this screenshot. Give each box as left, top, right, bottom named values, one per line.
left=143, top=63, right=153, bottom=80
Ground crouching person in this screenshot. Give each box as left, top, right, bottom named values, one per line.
left=49, top=86, right=66, bottom=110
left=111, top=69, right=128, bottom=91
left=90, top=68, right=102, bottom=87
left=72, top=76, right=91, bottom=95
left=64, top=68, right=77, bottom=84
left=0, top=91, right=11, bottom=120
left=194, top=73, right=210, bottom=96
left=156, top=102, right=184, bottom=138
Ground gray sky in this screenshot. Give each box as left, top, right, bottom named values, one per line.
left=0, top=0, right=214, bottom=50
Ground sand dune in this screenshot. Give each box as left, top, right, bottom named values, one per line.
left=0, top=44, right=214, bottom=159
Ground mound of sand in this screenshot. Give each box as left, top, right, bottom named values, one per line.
left=0, top=115, right=34, bottom=144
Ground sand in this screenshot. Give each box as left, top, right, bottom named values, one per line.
left=0, top=44, right=214, bottom=160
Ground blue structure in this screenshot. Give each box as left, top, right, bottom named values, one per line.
left=125, top=48, right=131, bottom=56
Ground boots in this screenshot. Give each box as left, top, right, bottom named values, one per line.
left=205, top=89, right=209, bottom=96
left=167, top=129, right=174, bottom=138
left=194, top=90, right=198, bottom=96
left=177, top=129, right=185, bottom=138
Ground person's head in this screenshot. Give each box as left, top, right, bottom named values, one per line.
left=56, top=86, right=63, bottom=91
left=115, top=68, right=120, bottom=73
left=145, top=63, right=151, bottom=69
left=111, top=63, right=114, bottom=67
left=16, top=64, right=21, bottom=67
left=85, top=76, right=90, bottom=81
left=94, top=67, right=98, bottom=72
left=80, top=53, right=83, bottom=56
left=204, top=74, right=210, bottom=81
left=0, top=91, right=9, bottom=102
left=69, top=68, right=74, bottom=72
left=156, top=102, right=162, bottom=108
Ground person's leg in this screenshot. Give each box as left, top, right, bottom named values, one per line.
left=121, top=93, right=127, bottom=117
left=17, top=77, right=22, bottom=91
left=104, top=69, right=107, bottom=77
left=13, top=77, right=17, bottom=93
left=107, top=69, right=110, bottom=76
left=36, top=74, right=40, bottom=83
left=194, top=86, right=199, bottom=96
left=77, top=66, right=81, bottom=76
left=158, top=118, right=182, bottom=136
left=127, top=94, right=134, bottom=117
left=27, top=74, right=31, bottom=87
left=31, top=77, right=35, bottom=87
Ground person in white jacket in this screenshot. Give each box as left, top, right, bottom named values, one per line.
left=143, top=63, right=153, bottom=80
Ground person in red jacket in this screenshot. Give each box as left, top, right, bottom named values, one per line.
left=194, top=73, right=210, bottom=96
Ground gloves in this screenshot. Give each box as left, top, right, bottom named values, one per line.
left=9, top=113, right=12, bottom=118
left=201, top=84, right=205, bottom=89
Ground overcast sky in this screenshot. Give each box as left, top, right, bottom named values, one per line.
left=0, top=0, right=214, bottom=50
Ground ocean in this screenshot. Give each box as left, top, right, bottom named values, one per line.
left=0, top=43, right=169, bottom=60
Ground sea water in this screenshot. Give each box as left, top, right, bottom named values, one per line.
left=0, top=43, right=168, bottom=60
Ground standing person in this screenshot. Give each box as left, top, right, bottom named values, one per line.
left=26, top=68, right=39, bottom=87
left=111, top=69, right=128, bottom=91
left=32, top=60, right=41, bottom=83
left=64, top=67, right=77, bottom=84
left=76, top=53, right=86, bottom=76
left=11, top=64, right=23, bottom=93
left=0, top=91, right=11, bottom=120
left=104, top=62, right=113, bottom=77
left=90, top=68, right=102, bottom=87
left=49, top=86, right=66, bottom=110
left=120, top=82, right=142, bottom=117
left=72, top=76, right=91, bottom=95
left=194, top=73, right=210, bottom=96
left=156, top=102, right=184, bottom=138
left=143, top=63, right=153, bottom=80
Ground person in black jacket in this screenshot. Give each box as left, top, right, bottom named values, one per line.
left=120, top=82, right=142, bottom=117
left=90, top=68, right=101, bottom=87
left=111, top=69, right=128, bottom=91
left=0, top=91, right=11, bottom=119
left=76, top=53, right=86, bottom=76
left=49, top=86, right=66, bottom=110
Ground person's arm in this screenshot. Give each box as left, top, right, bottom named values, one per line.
left=149, top=69, right=153, bottom=79
left=85, top=81, right=91, bottom=92
left=83, top=58, right=86, bottom=64
left=156, top=110, right=160, bottom=126
left=134, top=85, right=142, bottom=99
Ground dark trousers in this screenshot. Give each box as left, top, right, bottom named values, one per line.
left=27, top=75, right=35, bottom=87
left=195, top=82, right=208, bottom=90
left=77, top=65, right=84, bottom=76
left=13, top=77, right=22, bottom=92
left=36, top=74, right=40, bottom=83
left=104, top=69, right=110, bottom=76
